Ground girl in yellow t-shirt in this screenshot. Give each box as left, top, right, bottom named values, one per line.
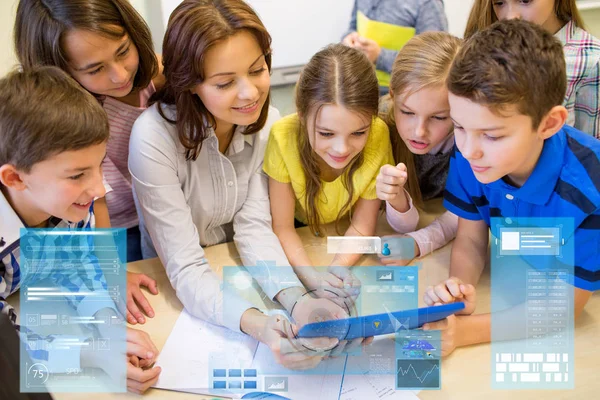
left=264, top=43, right=393, bottom=305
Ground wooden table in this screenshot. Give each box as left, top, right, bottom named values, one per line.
left=15, top=200, right=600, bottom=398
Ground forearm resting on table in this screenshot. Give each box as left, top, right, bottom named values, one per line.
left=449, top=220, right=488, bottom=285
left=330, top=199, right=379, bottom=267
left=274, top=225, right=314, bottom=272
left=240, top=308, right=269, bottom=339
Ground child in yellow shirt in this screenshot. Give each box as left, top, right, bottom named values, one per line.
left=264, top=44, right=393, bottom=306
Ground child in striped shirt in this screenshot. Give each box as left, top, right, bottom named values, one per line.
left=0, top=67, right=161, bottom=394
left=14, top=0, right=164, bottom=324
left=14, top=0, right=165, bottom=262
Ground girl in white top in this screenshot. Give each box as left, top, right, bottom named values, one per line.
left=14, top=0, right=164, bottom=327
left=130, top=0, right=348, bottom=368
left=376, top=32, right=462, bottom=264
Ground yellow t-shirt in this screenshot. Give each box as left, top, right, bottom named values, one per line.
left=263, top=113, right=393, bottom=224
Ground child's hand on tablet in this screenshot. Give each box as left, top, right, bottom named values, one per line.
left=422, top=308, right=459, bottom=357
left=423, top=277, right=476, bottom=315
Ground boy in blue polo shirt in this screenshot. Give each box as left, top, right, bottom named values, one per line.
left=421, top=19, right=599, bottom=356
left=0, top=67, right=161, bottom=392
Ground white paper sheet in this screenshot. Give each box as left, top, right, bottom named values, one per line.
left=154, top=310, right=421, bottom=399
left=154, top=309, right=258, bottom=393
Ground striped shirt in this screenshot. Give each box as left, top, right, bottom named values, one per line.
left=0, top=192, right=114, bottom=372
left=102, top=82, right=156, bottom=228
left=556, top=20, right=600, bottom=139
left=443, top=125, right=600, bottom=291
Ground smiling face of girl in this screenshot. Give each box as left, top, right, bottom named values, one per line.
left=306, top=104, right=371, bottom=178
left=63, top=27, right=140, bottom=98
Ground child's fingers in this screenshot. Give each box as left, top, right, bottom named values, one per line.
left=127, top=329, right=159, bottom=356
left=323, top=273, right=344, bottom=288
left=433, top=284, right=455, bottom=303
left=378, top=173, right=406, bottom=185
left=127, top=292, right=146, bottom=324
left=138, top=274, right=159, bottom=295
left=445, top=279, right=463, bottom=299
left=396, top=163, right=407, bottom=172
left=126, top=310, right=138, bottom=325
left=129, top=355, right=140, bottom=368
left=460, top=283, right=476, bottom=299
left=126, top=365, right=161, bottom=394
left=380, top=164, right=406, bottom=179
left=127, top=342, right=155, bottom=361
left=423, top=286, right=440, bottom=305
left=133, top=290, right=156, bottom=319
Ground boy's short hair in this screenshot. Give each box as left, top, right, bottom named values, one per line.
left=0, top=66, right=109, bottom=173
left=448, top=19, right=566, bottom=129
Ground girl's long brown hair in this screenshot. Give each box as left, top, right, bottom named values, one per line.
left=152, top=0, right=272, bottom=160
left=464, top=0, right=585, bottom=39
left=383, top=32, right=461, bottom=208
left=14, top=0, right=157, bottom=91
left=296, top=44, right=379, bottom=236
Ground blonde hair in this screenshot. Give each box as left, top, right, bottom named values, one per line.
left=296, top=44, right=379, bottom=236
left=464, top=0, right=585, bottom=38
left=382, top=32, right=461, bottom=208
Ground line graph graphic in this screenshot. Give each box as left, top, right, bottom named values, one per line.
left=396, top=359, right=440, bottom=389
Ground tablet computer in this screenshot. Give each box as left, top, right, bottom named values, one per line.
left=297, top=302, right=465, bottom=340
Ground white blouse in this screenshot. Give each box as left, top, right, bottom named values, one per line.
left=129, top=104, right=302, bottom=332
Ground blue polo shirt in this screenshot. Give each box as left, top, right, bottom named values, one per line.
left=443, top=125, right=600, bottom=291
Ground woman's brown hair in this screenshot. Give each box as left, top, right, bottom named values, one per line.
left=383, top=32, right=461, bottom=208
left=296, top=43, right=379, bottom=236
left=14, top=0, right=158, bottom=91
left=464, top=0, right=585, bottom=39
left=152, top=0, right=272, bottom=161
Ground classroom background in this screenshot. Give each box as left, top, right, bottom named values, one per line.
left=1, top=0, right=599, bottom=116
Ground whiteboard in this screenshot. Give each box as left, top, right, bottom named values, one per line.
left=444, top=0, right=475, bottom=38
left=157, top=0, right=354, bottom=69
left=140, top=1, right=475, bottom=69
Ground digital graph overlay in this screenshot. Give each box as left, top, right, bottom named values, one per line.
left=396, top=359, right=440, bottom=389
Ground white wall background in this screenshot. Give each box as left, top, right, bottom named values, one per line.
left=0, top=0, right=19, bottom=77
left=151, top=0, right=474, bottom=69
left=1, top=0, right=599, bottom=77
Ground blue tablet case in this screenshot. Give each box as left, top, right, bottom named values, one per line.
left=297, top=302, right=465, bottom=340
